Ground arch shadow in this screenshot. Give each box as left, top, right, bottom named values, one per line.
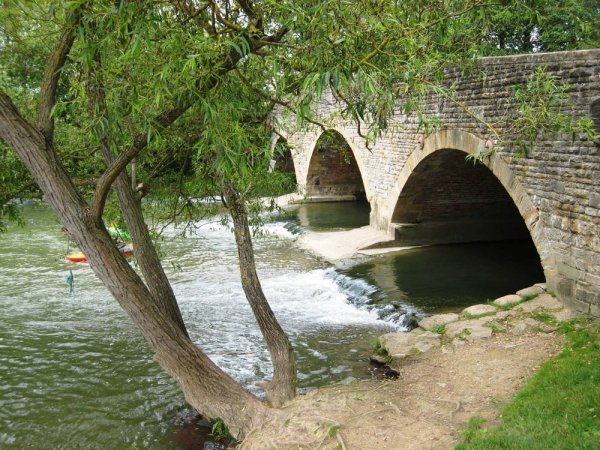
left=269, top=135, right=297, bottom=185
left=387, top=129, right=556, bottom=282
left=302, top=129, right=372, bottom=201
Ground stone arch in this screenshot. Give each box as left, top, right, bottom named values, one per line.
left=387, top=129, right=556, bottom=283
left=303, top=128, right=371, bottom=201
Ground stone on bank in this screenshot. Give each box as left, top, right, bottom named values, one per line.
left=374, top=283, right=580, bottom=365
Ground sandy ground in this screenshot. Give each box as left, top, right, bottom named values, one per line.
left=239, top=331, right=561, bottom=449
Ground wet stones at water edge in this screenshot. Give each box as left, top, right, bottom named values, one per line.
left=373, top=284, right=579, bottom=363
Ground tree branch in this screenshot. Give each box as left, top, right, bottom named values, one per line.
left=91, top=104, right=188, bottom=220
left=237, top=0, right=256, bottom=19
left=37, top=5, right=84, bottom=143
left=207, top=0, right=243, bottom=31
left=87, top=52, right=190, bottom=335
left=90, top=24, right=288, bottom=221
left=235, top=69, right=327, bottom=132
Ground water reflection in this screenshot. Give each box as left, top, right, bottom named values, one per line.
left=292, top=201, right=370, bottom=230
left=342, top=241, right=545, bottom=313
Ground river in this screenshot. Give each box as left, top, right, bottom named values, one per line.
left=0, top=203, right=543, bottom=448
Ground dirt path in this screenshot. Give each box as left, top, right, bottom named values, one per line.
left=240, top=304, right=566, bottom=449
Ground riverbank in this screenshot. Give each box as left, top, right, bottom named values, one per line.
left=239, top=287, right=589, bottom=449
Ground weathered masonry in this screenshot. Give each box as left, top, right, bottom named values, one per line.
left=275, top=49, right=600, bottom=316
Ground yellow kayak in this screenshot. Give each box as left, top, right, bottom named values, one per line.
left=65, top=244, right=134, bottom=263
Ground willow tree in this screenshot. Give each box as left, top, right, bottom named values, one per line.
left=474, top=0, right=600, bottom=55
left=0, top=0, right=559, bottom=440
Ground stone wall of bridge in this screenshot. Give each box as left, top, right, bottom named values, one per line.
left=276, top=49, right=600, bottom=316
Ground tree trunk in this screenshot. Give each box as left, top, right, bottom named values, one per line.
left=102, top=147, right=189, bottom=335
left=84, top=50, right=189, bottom=335
left=222, top=182, right=297, bottom=407
left=0, top=90, right=276, bottom=439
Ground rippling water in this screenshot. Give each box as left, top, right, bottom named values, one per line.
left=0, top=205, right=393, bottom=449
left=341, top=241, right=545, bottom=313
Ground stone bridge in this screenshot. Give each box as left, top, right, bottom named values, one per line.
left=274, top=49, right=600, bottom=316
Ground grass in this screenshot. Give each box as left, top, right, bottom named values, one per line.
left=210, top=418, right=232, bottom=443
left=327, top=425, right=340, bottom=438
left=520, top=293, right=539, bottom=302
left=431, top=324, right=446, bottom=334
left=371, top=336, right=392, bottom=364
left=486, top=321, right=506, bottom=335
left=462, top=311, right=496, bottom=320
left=456, top=319, right=600, bottom=450
left=530, top=311, right=558, bottom=326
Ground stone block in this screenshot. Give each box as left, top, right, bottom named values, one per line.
left=516, top=285, right=545, bottom=297
left=418, top=313, right=460, bottom=331
left=462, top=304, right=497, bottom=317
left=493, top=294, right=522, bottom=307
left=516, top=293, right=564, bottom=313
left=511, top=322, right=528, bottom=336
left=550, top=308, right=579, bottom=322
left=511, top=318, right=556, bottom=335
left=495, top=310, right=518, bottom=320
left=379, top=330, right=441, bottom=360
left=445, top=318, right=494, bottom=340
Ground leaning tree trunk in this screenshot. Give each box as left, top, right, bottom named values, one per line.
left=0, top=90, right=278, bottom=440
left=223, top=182, right=297, bottom=407
left=101, top=146, right=189, bottom=334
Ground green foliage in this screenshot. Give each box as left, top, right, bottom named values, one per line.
left=210, top=418, right=232, bottom=442
left=520, top=293, right=539, bottom=302
left=462, top=311, right=495, bottom=320
left=530, top=311, right=557, bottom=326
left=456, top=321, right=600, bottom=449
left=0, top=203, right=24, bottom=233
left=371, top=336, right=383, bottom=352
left=0, top=143, right=37, bottom=230
left=327, top=424, right=340, bottom=439
left=371, top=336, right=392, bottom=364
left=431, top=324, right=446, bottom=334
left=459, top=416, right=487, bottom=444
left=507, top=67, right=598, bottom=156
left=473, top=0, right=600, bottom=55
left=1, top=0, right=597, bottom=231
